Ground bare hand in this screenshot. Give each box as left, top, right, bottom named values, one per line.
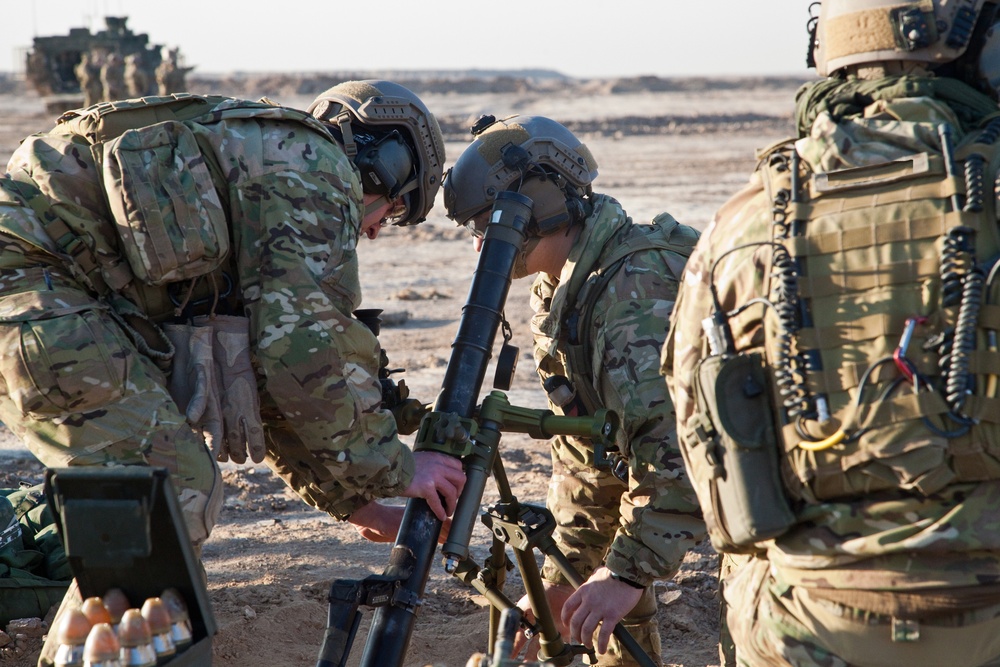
left=348, top=502, right=404, bottom=542
left=348, top=500, right=453, bottom=544
left=510, top=583, right=573, bottom=660
left=402, top=451, right=466, bottom=521
left=562, top=567, right=643, bottom=655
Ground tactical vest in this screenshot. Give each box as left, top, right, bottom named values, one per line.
left=560, top=211, right=697, bottom=416
left=11, top=94, right=333, bottom=324
left=690, top=116, right=1000, bottom=551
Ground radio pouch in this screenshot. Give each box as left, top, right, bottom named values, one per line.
left=690, top=351, right=796, bottom=551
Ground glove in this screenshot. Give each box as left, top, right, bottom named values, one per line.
left=164, top=323, right=225, bottom=460
left=195, top=315, right=266, bottom=464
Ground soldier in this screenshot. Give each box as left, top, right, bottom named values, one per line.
left=124, top=53, right=150, bottom=98
left=155, top=48, right=188, bottom=96
left=73, top=51, right=102, bottom=106
left=0, top=81, right=463, bottom=661
left=100, top=52, right=126, bottom=102
left=663, top=2, right=1000, bottom=666
left=443, top=115, right=705, bottom=666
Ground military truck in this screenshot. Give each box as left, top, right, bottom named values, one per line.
left=24, top=16, right=187, bottom=113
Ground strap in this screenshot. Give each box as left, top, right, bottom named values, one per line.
left=565, top=219, right=692, bottom=413
left=3, top=178, right=110, bottom=296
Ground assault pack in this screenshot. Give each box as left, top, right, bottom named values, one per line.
left=689, top=115, right=1000, bottom=552
left=9, top=94, right=332, bottom=322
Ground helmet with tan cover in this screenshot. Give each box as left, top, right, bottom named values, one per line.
left=442, top=115, right=599, bottom=238
left=308, top=80, right=446, bottom=226
left=812, top=0, right=1000, bottom=98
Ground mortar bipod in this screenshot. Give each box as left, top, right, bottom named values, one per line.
left=442, top=391, right=654, bottom=667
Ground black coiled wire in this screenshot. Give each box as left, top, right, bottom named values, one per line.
left=946, top=266, right=983, bottom=415
left=770, top=152, right=793, bottom=239
left=941, top=227, right=977, bottom=307
left=964, top=156, right=986, bottom=213
left=770, top=244, right=811, bottom=420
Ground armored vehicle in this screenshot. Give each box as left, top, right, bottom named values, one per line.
left=25, top=16, right=186, bottom=112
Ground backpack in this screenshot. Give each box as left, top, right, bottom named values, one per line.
left=687, top=115, right=1000, bottom=552
left=13, top=94, right=332, bottom=308
left=0, top=484, right=72, bottom=625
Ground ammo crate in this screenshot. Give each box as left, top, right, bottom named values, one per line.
left=45, top=467, right=216, bottom=665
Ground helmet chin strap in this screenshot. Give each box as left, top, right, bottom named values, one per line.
left=336, top=112, right=357, bottom=158
left=364, top=195, right=390, bottom=217
left=363, top=178, right=420, bottom=216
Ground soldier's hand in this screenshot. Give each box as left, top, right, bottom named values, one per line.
left=348, top=502, right=403, bottom=542
left=562, top=567, right=643, bottom=655
left=403, top=451, right=466, bottom=521
left=510, top=583, right=573, bottom=659
left=348, top=500, right=453, bottom=544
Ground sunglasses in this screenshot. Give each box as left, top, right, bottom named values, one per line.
left=463, top=207, right=494, bottom=238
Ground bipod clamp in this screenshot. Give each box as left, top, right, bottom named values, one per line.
left=315, top=574, right=420, bottom=667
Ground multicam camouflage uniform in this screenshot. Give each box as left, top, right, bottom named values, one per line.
left=530, top=194, right=705, bottom=666
left=664, top=77, right=1000, bottom=667
left=0, top=96, right=414, bottom=551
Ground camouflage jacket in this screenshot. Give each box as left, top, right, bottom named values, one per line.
left=664, top=83, right=1000, bottom=590
left=1, top=97, right=412, bottom=517
left=530, top=194, right=705, bottom=585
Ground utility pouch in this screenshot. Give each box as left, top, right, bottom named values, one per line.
left=102, top=120, right=230, bottom=285
left=692, top=352, right=795, bottom=550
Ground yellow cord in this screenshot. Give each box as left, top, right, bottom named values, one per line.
left=797, top=429, right=846, bottom=452
left=987, top=331, right=998, bottom=398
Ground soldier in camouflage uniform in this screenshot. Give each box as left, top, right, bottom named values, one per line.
left=0, top=81, right=464, bottom=570
left=73, top=51, right=102, bottom=106
left=443, top=115, right=705, bottom=666
left=663, top=2, right=1000, bottom=666
left=100, top=52, right=126, bottom=103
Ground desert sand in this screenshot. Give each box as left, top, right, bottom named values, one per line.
left=0, top=70, right=805, bottom=666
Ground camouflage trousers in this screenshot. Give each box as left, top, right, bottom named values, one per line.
left=718, top=552, right=754, bottom=667
left=725, top=556, right=1000, bottom=667
left=540, top=445, right=662, bottom=666
left=0, top=266, right=223, bottom=546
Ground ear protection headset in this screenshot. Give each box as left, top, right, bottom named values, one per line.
left=354, top=130, right=418, bottom=200
left=499, top=142, right=587, bottom=237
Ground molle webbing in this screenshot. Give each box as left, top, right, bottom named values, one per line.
left=58, top=94, right=240, bottom=142
left=762, top=136, right=1000, bottom=501
left=2, top=178, right=112, bottom=296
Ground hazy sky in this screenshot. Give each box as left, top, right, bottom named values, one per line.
left=5, top=1, right=816, bottom=78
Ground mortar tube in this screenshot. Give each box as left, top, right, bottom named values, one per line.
left=359, top=191, right=533, bottom=667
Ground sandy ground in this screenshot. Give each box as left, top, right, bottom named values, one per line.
left=0, top=71, right=803, bottom=666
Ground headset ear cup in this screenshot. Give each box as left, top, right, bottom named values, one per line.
left=518, top=176, right=573, bottom=235
left=354, top=131, right=416, bottom=197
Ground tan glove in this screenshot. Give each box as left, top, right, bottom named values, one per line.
left=164, top=323, right=225, bottom=460
left=194, top=314, right=266, bottom=464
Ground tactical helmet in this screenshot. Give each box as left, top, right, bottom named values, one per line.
left=812, top=0, right=1000, bottom=98
left=442, top=115, right=598, bottom=237
left=308, top=80, right=446, bottom=226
